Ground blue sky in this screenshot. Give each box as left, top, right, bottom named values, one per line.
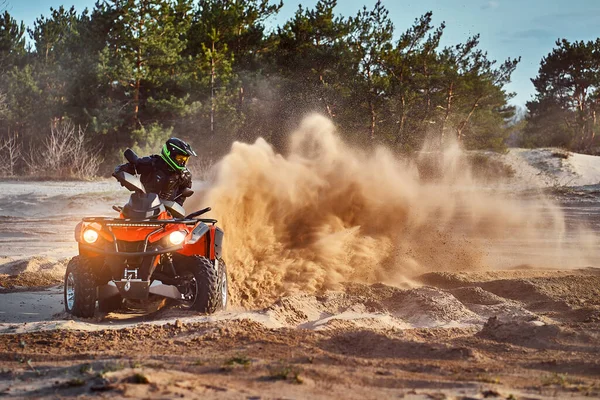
left=6, top=0, right=600, bottom=107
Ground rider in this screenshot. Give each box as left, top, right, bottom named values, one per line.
left=114, top=138, right=197, bottom=205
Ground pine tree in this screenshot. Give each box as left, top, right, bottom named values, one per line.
left=381, top=12, right=444, bottom=149
left=99, top=0, right=194, bottom=131
left=0, top=11, right=26, bottom=71
left=271, top=0, right=352, bottom=138
left=348, top=0, right=394, bottom=141
left=184, top=0, right=281, bottom=152
left=526, top=39, right=600, bottom=151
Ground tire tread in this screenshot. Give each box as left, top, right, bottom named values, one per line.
left=64, top=256, right=96, bottom=318
left=187, top=256, right=220, bottom=313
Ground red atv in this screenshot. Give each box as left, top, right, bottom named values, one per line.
left=64, top=150, right=227, bottom=317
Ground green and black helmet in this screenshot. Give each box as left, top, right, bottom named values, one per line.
left=161, top=138, right=197, bottom=171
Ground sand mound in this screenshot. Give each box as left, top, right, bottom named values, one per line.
left=503, top=148, right=600, bottom=188
left=387, top=287, right=481, bottom=327
left=419, top=270, right=600, bottom=310
left=450, top=286, right=506, bottom=305
left=450, top=287, right=538, bottom=321
left=259, top=284, right=488, bottom=330
left=0, top=257, right=66, bottom=289
left=478, top=316, right=563, bottom=349
left=0, top=257, right=66, bottom=276
left=263, top=291, right=408, bottom=330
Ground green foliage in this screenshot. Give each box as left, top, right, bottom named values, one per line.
left=29, top=6, right=80, bottom=63
left=0, top=0, right=520, bottom=177
left=224, top=355, right=251, bottom=366
left=100, top=362, right=125, bottom=375
left=524, top=39, right=600, bottom=153
left=0, top=11, right=26, bottom=70
left=267, top=362, right=303, bottom=384
left=99, top=0, right=194, bottom=128
left=131, top=122, right=173, bottom=155
left=63, top=378, right=86, bottom=387
left=79, top=363, right=93, bottom=374
left=348, top=0, right=394, bottom=141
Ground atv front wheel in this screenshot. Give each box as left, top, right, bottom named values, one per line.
left=64, top=256, right=96, bottom=318
left=181, top=256, right=226, bottom=313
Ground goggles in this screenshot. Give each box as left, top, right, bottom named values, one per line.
left=174, top=154, right=190, bottom=166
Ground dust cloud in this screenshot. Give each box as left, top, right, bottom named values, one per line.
left=195, top=115, right=572, bottom=307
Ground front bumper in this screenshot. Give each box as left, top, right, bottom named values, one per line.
left=79, top=243, right=183, bottom=257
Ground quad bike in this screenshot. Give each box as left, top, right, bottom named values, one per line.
left=64, top=149, right=227, bottom=318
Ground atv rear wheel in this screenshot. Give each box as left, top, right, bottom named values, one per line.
left=181, top=256, right=226, bottom=313
left=64, top=256, right=96, bottom=318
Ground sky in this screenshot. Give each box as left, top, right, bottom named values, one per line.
left=6, top=0, right=600, bottom=107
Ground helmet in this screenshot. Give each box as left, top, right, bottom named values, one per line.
left=160, top=137, right=197, bottom=171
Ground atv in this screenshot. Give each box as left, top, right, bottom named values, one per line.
left=64, top=150, right=227, bottom=318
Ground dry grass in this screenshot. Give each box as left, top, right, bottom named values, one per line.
left=267, top=363, right=303, bottom=384
left=130, top=373, right=150, bottom=384
left=24, top=121, right=103, bottom=179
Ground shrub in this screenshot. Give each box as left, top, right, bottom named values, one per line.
left=24, top=120, right=102, bottom=179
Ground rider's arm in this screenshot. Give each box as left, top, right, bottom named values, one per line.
left=113, top=162, right=135, bottom=175
left=133, top=156, right=155, bottom=175
left=113, top=156, right=155, bottom=176
left=175, top=169, right=193, bottom=205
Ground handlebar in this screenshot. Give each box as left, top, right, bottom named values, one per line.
left=124, top=148, right=139, bottom=164
left=185, top=207, right=211, bottom=219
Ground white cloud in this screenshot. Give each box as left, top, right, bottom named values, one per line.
left=482, top=1, right=500, bottom=9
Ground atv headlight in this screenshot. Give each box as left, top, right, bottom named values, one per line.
left=83, top=229, right=99, bottom=244
left=168, top=231, right=186, bottom=246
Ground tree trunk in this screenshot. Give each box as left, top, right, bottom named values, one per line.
left=456, top=96, right=481, bottom=141
left=588, top=108, right=596, bottom=150
left=210, top=40, right=216, bottom=136
left=238, top=86, right=244, bottom=116
left=319, top=74, right=334, bottom=118
left=133, top=1, right=146, bottom=125
left=422, top=60, right=431, bottom=122
left=440, top=81, right=454, bottom=149
left=395, top=94, right=407, bottom=145
left=133, top=78, right=141, bottom=123
left=366, top=66, right=375, bottom=140
left=578, top=110, right=588, bottom=151
left=369, top=99, right=376, bottom=140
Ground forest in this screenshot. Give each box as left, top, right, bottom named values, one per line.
left=0, top=0, right=597, bottom=178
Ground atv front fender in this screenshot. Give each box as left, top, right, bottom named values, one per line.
left=177, top=223, right=224, bottom=260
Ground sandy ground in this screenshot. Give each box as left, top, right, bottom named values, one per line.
left=1, top=148, right=600, bottom=399
left=0, top=287, right=63, bottom=324
left=0, top=269, right=599, bottom=399
left=0, top=180, right=127, bottom=260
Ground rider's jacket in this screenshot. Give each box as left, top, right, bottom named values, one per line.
left=114, top=155, right=192, bottom=205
